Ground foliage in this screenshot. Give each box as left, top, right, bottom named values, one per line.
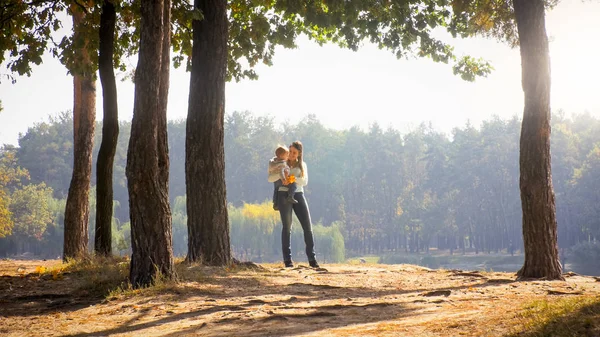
left=0, top=145, right=30, bottom=190
left=171, top=196, right=187, bottom=257
left=568, top=242, right=600, bottom=276
left=313, top=222, right=345, bottom=263
left=0, top=189, right=12, bottom=238
left=3, top=111, right=600, bottom=260
left=380, top=253, right=424, bottom=266
left=9, top=182, right=54, bottom=240
left=114, top=221, right=131, bottom=255
left=227, top=200, right=345, bottom=263
left=0, top=0, right=67, bottom=81
left=1, top=0, right=496, bottom=85
left=16, top=112, right=73, bottom=198
left=449, top=0, right=560, bottom=47
left=0, top=145, right=31, bottom=238
left=229, top=201, right=280, bottom=262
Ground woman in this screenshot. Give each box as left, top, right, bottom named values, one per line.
left=268, top=141, right=319, bottom=268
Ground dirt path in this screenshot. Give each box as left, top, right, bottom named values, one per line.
left=1, top=260, right=598, bottom=336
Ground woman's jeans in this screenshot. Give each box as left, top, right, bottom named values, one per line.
left=277, top=191, right=316, bottom=263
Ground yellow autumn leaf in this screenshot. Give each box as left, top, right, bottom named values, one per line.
left=287, top=175, right=296, bottom=184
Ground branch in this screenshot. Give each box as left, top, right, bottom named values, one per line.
left=71, top=0, right=90, bottom=14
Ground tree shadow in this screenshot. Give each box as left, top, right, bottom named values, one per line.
left=55, top=267, right=529, bottom=337
left=0, top=273, right=111, bottom=317
left=2, top=263, right=573, bottom=336
left=64, top=299, right=420, bottom=337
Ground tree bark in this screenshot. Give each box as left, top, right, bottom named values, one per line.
left=185, top=0, right=231, bottom=265
left=513, top=0, right=563, bottom=280
left=63, top=7, right=96, bottom=261
left=126, top=0, right=174, bottom=287
left=95, top=0, right=119, bottom=257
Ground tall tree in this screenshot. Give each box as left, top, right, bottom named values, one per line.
left=94, top=0, right=119, bottom=256
left=126, top=0, right=174, bottom=287
left=185, top=0, right=230, bottom=265
left=449, top=0, right=562, bottom=278
left=513, top=0, right=562, bottom=280
left=63, top=5, right=96, bottom=261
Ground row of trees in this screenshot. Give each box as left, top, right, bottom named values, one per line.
left=2, top=0, right=565, bottom=284
left=1, top=110, right=598, bottom=262
left=0, top=152, right=347, bottom=263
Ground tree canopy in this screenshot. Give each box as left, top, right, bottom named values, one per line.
left=2, top=0, right=495, bottom=84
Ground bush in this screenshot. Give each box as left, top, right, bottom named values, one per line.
left=379, top=253, right=422, bottom=265
left=312, top=223, right=345, bottom=263
left=229, top=202, right=346, bottom=263
left=420, top=255, right=440, bottom=269
left=569, top=242, right=600, bottom=276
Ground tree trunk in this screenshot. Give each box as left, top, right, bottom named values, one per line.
left=126, top=0, right=174, bottom=287
left=63, top=8, right=96, bottom=261
left=185, top=0, right=231, bottom=266
left=513, top=0, right=563, bottom=280
left=95, top=0, right=119, bottom=257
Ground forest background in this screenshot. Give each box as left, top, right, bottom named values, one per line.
left=1, top=109, right=599, bottom=274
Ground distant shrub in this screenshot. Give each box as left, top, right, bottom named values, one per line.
left=569, top=242, right=600, bottom=276
left=312, top=223, right=345, bottom=263
left=420, top=255, right=440, bottom=269
left=379, top=254, right=421, bottom=266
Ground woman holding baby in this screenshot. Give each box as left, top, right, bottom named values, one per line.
left=267, top=141, right=320, bottom=268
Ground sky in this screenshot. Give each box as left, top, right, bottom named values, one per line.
left=1, top=0, right=599, bottom=146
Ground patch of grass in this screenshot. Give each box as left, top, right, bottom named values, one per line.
left=107, top=266, right=183, bottom=299
left=107, top=258, right=266, bottom=299
left=40, top=257, right=276, bottom=301
left=174, top=259, right=216, bottom=282
left=59, top=255, right=130, bottom=297
left=510, top=296, right=600, bottom=336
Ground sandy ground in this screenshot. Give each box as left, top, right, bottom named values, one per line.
left=1, top=259, right=598, bottom=337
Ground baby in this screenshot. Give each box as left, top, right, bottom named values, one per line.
left=268, top=145, right=298, bottom=210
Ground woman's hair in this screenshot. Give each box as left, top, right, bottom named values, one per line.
left=289, top=141, right=305, bottom=177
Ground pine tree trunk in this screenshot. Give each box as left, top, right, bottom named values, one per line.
left=63, top=8, right=96, bottom=261
left=513, top=0, right=563, bottom=280
left=126, top=0, right=174, bottom=287
left=185, top=0, right=231, bottom=266
left=95, top=0, right=119, bottom=257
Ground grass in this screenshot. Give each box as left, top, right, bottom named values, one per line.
left=36, top=256, right=192, bottom=299
left=107, top=258, right=219, bottom=299
left=49, top=255, right=131, bottom=297
left=51, top=257, right=274, bottom=300
left=510, top=296, right=600, bottom=336
left=35, top=253, right=522, bottom=301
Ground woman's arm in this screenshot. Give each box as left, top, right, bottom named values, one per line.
left=294, top=162, right=308, bottom=187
